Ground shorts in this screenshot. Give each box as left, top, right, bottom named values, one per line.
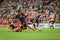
left=30, top=19, right=35, bottom=23
left=50, top=21, right=54, bottom=24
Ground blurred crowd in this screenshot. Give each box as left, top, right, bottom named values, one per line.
left=0, top=0, right=60, bottom=24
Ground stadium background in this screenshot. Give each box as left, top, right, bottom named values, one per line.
left=0, top=0, right=60, bottom=25
left=0, top=0, right=60, bottom=40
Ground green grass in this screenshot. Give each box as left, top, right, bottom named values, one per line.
left=0, top=27, right=60, bottom=40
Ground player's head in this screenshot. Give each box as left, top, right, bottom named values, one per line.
left=18, top=10, right=22, bottom=15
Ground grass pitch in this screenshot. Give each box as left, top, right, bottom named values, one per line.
left=0, top=27, right=60, bottom=40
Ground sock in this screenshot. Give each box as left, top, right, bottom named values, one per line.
left=27, top=25, right=35, bottom=31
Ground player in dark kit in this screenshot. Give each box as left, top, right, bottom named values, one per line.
left=16, top=11, right=27, bottom=31
left=15, top=10, right=35, bottom=31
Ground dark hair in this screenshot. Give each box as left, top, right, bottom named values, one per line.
left=18, top=10, right=21, bottom=13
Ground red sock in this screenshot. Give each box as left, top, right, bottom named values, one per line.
left=37, top=23, right=39, bottom=27
left=27, top=26, right=35, bottom=31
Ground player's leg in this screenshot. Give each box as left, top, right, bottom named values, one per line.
left=30, top=19, right=36, bottom=30
left=50, top=21, right=54, bottom=29
left=23, top=22, right=35, bottom=31
left=16, top=27, right=23, bottom=32
left=50, top=21, right=52, bottom=28
left=52, top=21, right=54, bottom=29
left=35, top=23, right=42, bottom=31
left=27, top=24, right=35, bottom=31
left=9, top=23, right=22, bottom=32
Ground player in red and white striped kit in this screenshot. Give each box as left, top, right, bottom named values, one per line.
left=49, top=12, right=56, bottom=29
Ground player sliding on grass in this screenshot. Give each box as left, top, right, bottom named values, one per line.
left=9, top=22, right=22, bottom=32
